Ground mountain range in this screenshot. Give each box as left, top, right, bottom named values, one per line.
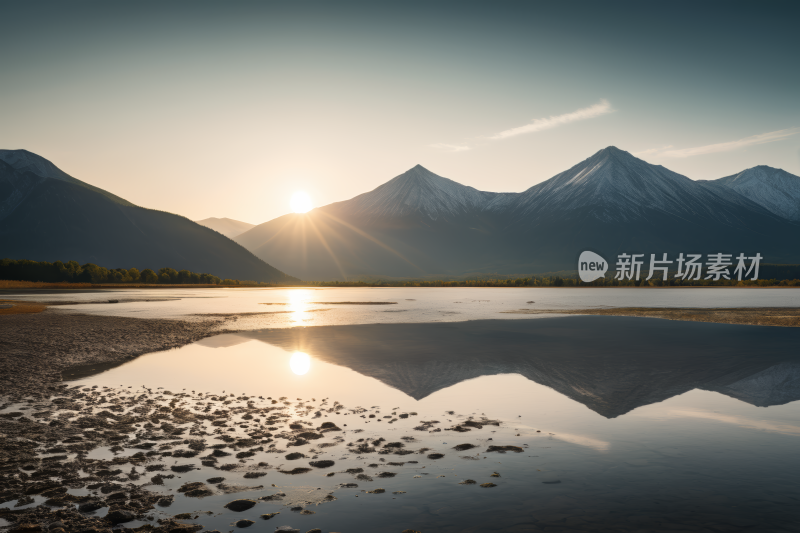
left=0, top=149, right=294, bottom=282
left=235, top=147, right=800, bottom=280
left=195, top=217, right=255, bottom=239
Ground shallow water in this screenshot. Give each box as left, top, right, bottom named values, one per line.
left=63, top=316, right=800, bottom=532
left=4, top=286, right=800, bottom=331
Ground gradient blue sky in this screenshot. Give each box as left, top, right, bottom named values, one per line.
left=2, top=1, right=798, bottom=223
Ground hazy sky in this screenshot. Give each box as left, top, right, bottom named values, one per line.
left=2, top=1, right=798, bottom=224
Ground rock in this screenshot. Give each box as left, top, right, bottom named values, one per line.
left=454, top=443, right=476, bottom=451
left=106, top=509, right=135, bottom=524
left=285, top=453, right=305, bottom=460
left=339, top=483, right=358, bottom=488
left=459, top=479, right=477, bottom=484
left=278, top=468, right=312, bottom=475
left=366, top=488, right=385, bottom=494
left=78, top=501, right=104, bottom=513
left=308, top=460, right=334, bottom=468
left=479, top=482, right=497, bottom=488
left=207, top=477, right=225, bottom=483
left=377, top=472, right=396, bottom=478
left=170, top=464, right=196, bottom=473
left=486, top=445, right=523, bottom=453
left=402, top=530, right=421, bottom=533
left=48, top=523, right=65, bottom=530
left=224, top=499, right=257, bottom=512
left=306, top=530, right=322, bottom=533
left=235, top=520, right=254, bottom=528
left=157, top=497, right=174, bottom=507
left=274, top=527, right=300, bottom=533
left=15, top=524, right=42, bottom=533
left=260, top=513, right=280, bottom=520
left=179, top=482, right=214, bottom=497
left=427, top=453, right=444, bottom=459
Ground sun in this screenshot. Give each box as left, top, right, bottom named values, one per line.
left=289, top=352, right=311, bottom=375
left=290, top=191, right=312, bottom=213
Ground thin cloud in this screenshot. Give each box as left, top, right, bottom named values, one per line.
left=488, top=99, right=614, bottom=140
left=430, top=143, right=471, bottom=153
left=642, top=128, right=798, bottom=158
left=632, top=145, right=673, bottom=157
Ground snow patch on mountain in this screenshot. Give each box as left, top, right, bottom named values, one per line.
left=707, top=166, right=800, bottom=222
left=508, top=146, right=776, bottom=224
left=332, top=164, right=514, bottom=220
left=0, top=149, right=74, bottom=181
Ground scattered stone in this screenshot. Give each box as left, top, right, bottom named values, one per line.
left=480, top=483, right=497, bottom=488
left=459, top=479, right=477, bottom=485
left=260, top=513, right=280, bottom=520
left=78, top=501, right=104, bottom=513
left=224, top=499, right=257, bottom=512
left=486, top=445, right=523, bottom=453
left=454, top=443, right=477, bottom=451
left=279, top=467, right=312, bottom=475
left=106, top=510, right=135, bottom=524
left=427, top=453, right=444, bottom=459
left=234, top=520, right=255, bottom=528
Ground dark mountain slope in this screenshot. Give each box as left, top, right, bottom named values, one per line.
left=0, top=149, right=135, bottom=207
left=0, top=159, right=294, bottom=282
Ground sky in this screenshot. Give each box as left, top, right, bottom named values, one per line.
left=2, top=0, right=799, bottom=224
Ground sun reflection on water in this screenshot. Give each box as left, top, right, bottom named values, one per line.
left=290, top=352, right=311, bottom=375
left=288, top=290, right=312, bottom=323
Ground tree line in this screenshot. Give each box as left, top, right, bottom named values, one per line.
left=0, top=259, right=232, bottom=285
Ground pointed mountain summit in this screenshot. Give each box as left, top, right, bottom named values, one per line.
left=326, top=164, right=512, bottom=221
left=706, top=165, right=800, bottom=222
left=509, top=146, right=774, bottom=224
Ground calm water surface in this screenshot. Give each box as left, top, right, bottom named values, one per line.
left=52, top=312, right=800, bottom=533
left=5, top=287, right=800, bottom=330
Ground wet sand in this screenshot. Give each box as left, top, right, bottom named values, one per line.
left=502, top=307, right=800, bottom=327
left=0, top=310, right=232, bottom=400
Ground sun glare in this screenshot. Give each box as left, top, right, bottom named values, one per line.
left=290, top=191, right=312, bottom=213
left=290, top=352, right=311, bottom=375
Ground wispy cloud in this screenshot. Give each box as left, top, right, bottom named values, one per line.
left=632, top=145, right=673, bottom=157
left=639, top=128, right=799, bottom=159
left=430, top=143, right=471, bottom=153
left=488, top=99, right=614, bottom=140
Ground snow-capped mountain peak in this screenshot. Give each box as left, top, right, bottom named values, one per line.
left=0, top=149, right=74, bottom=181
left=708, top=165, right=800, bottom=222
left=329, top=164, right=509, bottom=220
left=508, top=146, right=775, bottom=224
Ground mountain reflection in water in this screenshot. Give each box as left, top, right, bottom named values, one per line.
left=238, top=316, right=800, bottom=418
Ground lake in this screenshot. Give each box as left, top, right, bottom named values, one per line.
left=3, top=288, right=800, bottom=532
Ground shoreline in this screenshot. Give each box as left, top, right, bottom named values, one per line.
left=502, top=307, right=800, bottom=327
